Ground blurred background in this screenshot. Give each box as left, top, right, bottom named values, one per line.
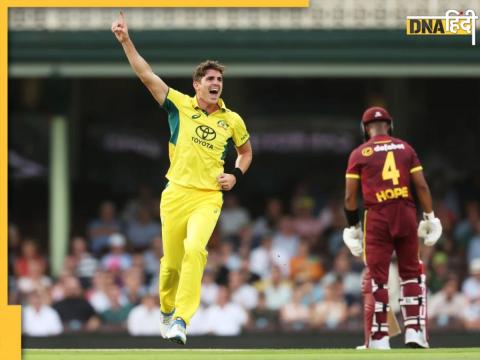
left=8, top=0, right=480, bottom=347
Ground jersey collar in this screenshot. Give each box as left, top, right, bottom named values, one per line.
left=192, top=96, right=227, bottom=113
left=370, top=134, right=391, bottom=143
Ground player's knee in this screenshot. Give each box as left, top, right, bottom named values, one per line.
left=184, top=244, right=207, bottom=259
left=400, top=278, right=422, bottom=297
left=160, top=256, right=182, bottom=271
left=371, top=279, right=389, bottom=302
left=399, top=269, right=421, bottom=281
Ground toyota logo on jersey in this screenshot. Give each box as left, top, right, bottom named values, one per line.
left=195, top=125, right=216, bottom=141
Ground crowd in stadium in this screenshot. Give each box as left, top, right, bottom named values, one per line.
left=8, top=182, right=480, bottom=336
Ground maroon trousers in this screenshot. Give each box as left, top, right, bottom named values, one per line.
left=364, top=201, right=421, bottom=284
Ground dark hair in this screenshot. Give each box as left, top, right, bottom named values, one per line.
left=193, top=60, right=225, bottom=82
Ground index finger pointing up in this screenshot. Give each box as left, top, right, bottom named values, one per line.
left=119, top=10, right=125, bottom=25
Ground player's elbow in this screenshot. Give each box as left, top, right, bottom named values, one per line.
left=414, top=181, right=430, bottom=195
left=243, top=150, right=253, bottom=162
left=138, top=72, right=152, bottom=85
left=344, top=192, right=357, bottom=209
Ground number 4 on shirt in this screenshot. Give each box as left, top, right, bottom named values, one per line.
left=382, top=151, right=400, bottom=185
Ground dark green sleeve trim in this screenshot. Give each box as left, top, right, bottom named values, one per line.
left=235, top=135, right=250, bottom=148
left=160, top=87, right=171, bottom=110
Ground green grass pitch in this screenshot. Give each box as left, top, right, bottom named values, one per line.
left=24, top=348, right=480, bottom=360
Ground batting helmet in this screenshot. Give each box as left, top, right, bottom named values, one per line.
left=361, top=106, right=393, bottom=141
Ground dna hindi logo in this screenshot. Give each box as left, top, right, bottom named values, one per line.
left=406, top=9, right=478, bottom=45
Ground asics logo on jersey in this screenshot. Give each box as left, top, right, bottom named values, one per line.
left=195, top=125, right=217, bottom=141
left=192, top=114, right=201, bottom=119
left=374, top=143, right=405, bottom=152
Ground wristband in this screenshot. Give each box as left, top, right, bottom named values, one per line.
left=232, top=167, right=244, bottom=183
left=344, top=207, right=360, bottom=227
left=423, top=211, right=435, bottom=220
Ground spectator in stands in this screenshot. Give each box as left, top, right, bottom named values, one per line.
left=126, top=205, right=160, bottom=251
left=279, top=285, right=310, bottom=330
left=272, top=216, right=300, bottom=274
left=52, top=276, right=100, bottom=332
left=454, top=201, right=480, bottom=249
left=237, top=225, right=254, bottom=259
left=218, top=241, right=241, bottom=272
left=122, top=266, right=147, bottom=305
left=464, top=298, right=480, bottom=330
left=228, top=270, right=258, bottom=310
left=86, top=270, right=120, bottom=313
left=14, top=238, right=46, bottom=278
left=428, top=275, right=468, bottom=328
left=289, top=241, right=324, bottom=283
left=22, top=291, right=63, bottom=337
left=143, top=235, right=163, bottom=281
left=263, top=265, right=292, bottom=311
left=467, top=221, right=480, bottom=264
left=188, top=304, right=208, bottom=335
left=248, top=291, right=279, bottom=332
left=127, top=294, right=162, bottom=336
left=204, top=286, right=248, bottom=336
left=8, top=224, right=22, bottom=276
left=252, top=197, right=284, bottom=242
left=321, top=250, right=361, bottom=301
left=323, top=201, right=348, bottom=256
left=434, top=197, right=458, bottom=237
left=310, top=281, right=348, bottom=329
left=130, top=253, right=146, bottom=272
left=100, top=233, right=132, bottom=274
left=463, top=258, right=480, bottom=301
left=463, top=258, right=480, bottom=330
left=291, top=196, right=323, bottom=238
left=122, top=184, right=157, bottom=224
left=201, top=267, right=219, bottom=306
left=428, top=251, right=450, bottom=294
left=100, top=284, right=134, bottom=329
left=50, top=267, right=75, bottom=303
left=219, top=194, right=250, bottom=239
left=88, top=201, right=122, bottom=255
left=17, top=259, right=52, bottom=300
left=249, top=232, right=274, bottom=279
left=316, top=199, right=343, bottom=246
left=70, top=236, right=98, bottom=288
left=238, top=256, right=258, bottom=284
left=61, top=255, right=78, bottom=276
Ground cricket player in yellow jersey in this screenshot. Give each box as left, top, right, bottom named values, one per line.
left=112, top=12, right=252, bottom=344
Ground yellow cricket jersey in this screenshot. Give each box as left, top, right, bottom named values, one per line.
left=162, top=88, right=250, bottom=190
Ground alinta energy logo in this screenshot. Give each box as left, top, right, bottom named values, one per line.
left=406, top=9, right=478, bottom=45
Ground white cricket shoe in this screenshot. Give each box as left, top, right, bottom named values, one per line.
left=160, top=310, right=174, bottom=339
left=355, top=345, right=367, bottom=350
left=405, top=328, right=430, bottom=349
left=166, top=318, right=187, bottom=345
left=369, top=336, right=391, bottom=350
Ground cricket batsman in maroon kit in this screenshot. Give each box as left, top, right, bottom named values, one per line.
left=343, top=106, right=442, bottom=349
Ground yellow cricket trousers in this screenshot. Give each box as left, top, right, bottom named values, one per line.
left=159, top=182, right=222, bottom=324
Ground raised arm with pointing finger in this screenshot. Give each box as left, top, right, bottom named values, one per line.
left=112, top=11, right=168, bottom=105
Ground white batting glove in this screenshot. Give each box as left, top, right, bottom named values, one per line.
left=343, top=224, right=363, bottom=257
left=418, top=212, right=442, bottom=246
